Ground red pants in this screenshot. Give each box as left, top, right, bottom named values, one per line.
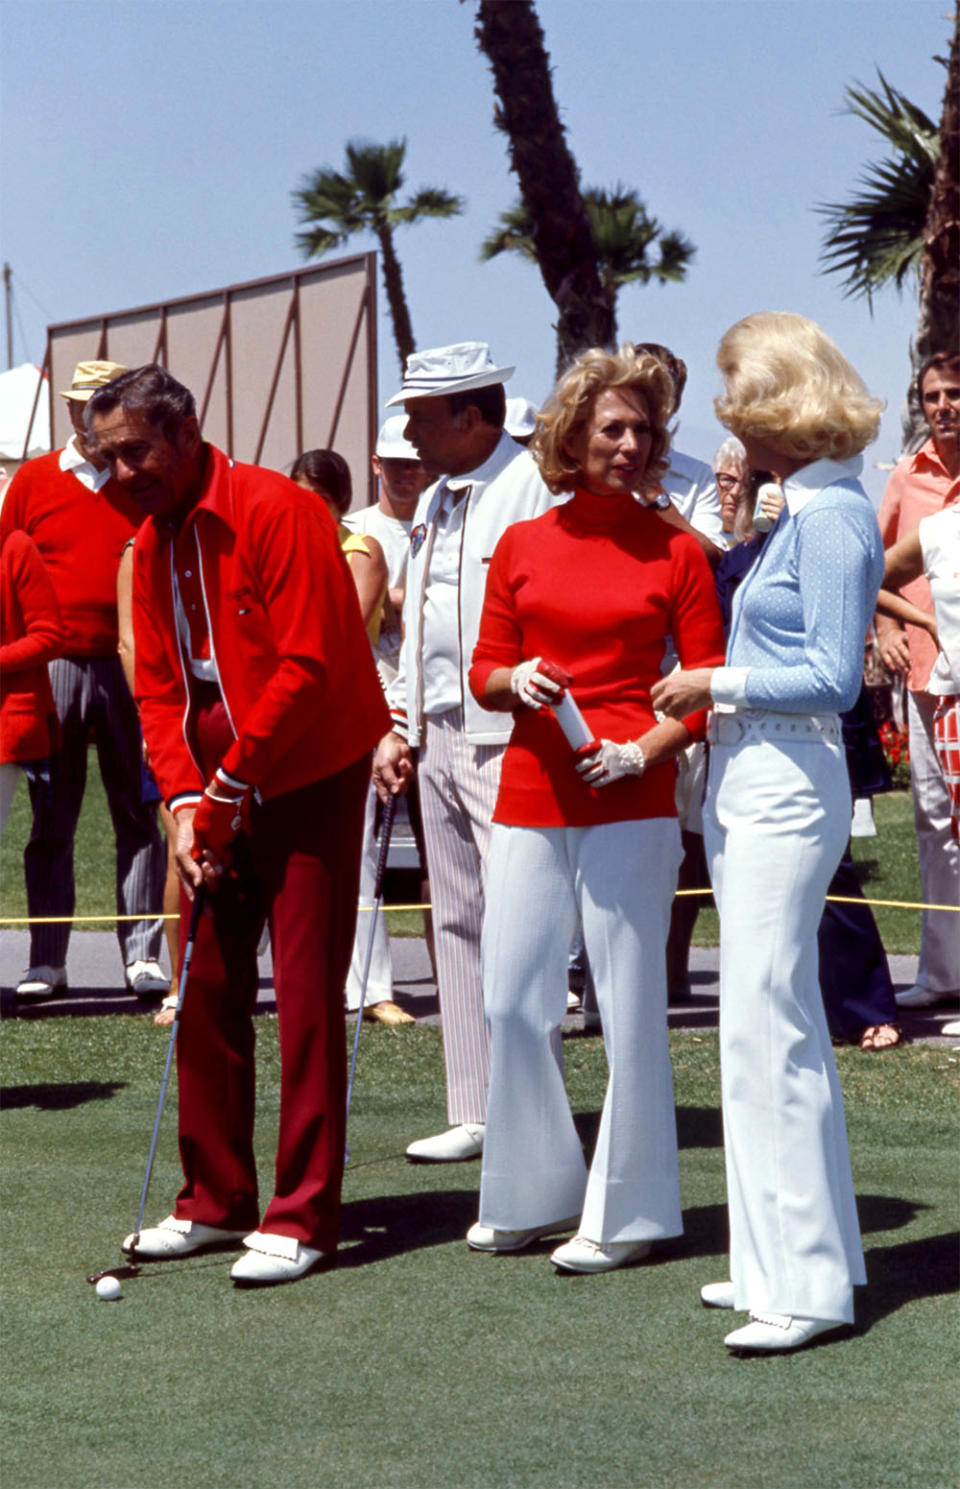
left=173, top=723, right=368, bottom=1253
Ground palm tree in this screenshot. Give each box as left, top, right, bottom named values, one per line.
left=481, top=187, right=696, bottom=345
left=816, top=72, right=941, bottom=307
left=474, top=0, right=613, bottom=373
left=293, top=138, right=464, bottom=372
left=817, top=23, right=959, bottom=446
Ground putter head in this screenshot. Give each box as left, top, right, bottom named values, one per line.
left=87, top=1262, right=142, bottom=1284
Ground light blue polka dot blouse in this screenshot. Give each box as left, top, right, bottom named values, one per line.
left=710, top=456, right=885, bottom=716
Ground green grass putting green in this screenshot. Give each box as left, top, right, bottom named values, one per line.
left=2, top=1018, right=956, bottom=1488
left=0, top=751, right=925, bottom=953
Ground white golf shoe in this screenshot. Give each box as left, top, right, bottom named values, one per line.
left=405, top=1124, right=485, bottom=1162
left=700, top=1280, right=737, bottom=1309
left=550, top=1235, right=652, bottom=1273
left=16, top=965, right=67, bottom=1001
left=125, top=960, right=170, bottom=1000
left=230, top=1231, right=325, bottom=1285
left=894, top=983, right=959, bottom=1009
left=122, top=1215, right=247, bottom=1258
left=466, top=1215, right=580, bottom=1252
left=724, top=1312, right=843, bottom=1353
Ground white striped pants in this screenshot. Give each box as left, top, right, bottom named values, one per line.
left=24, top=655, right=165, bottom=968
left=345, top=777, right=393, bottom=1010
left=417, top=709, right=503, bottom=1125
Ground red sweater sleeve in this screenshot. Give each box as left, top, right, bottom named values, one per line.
left=0, top=531, right=64, bottom=672
left=669, top=535, right=728, bottom=740
left=469, top=527, right=524, bottom=704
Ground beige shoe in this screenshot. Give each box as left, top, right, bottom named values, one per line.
left=363, top=1000, right=415, bottom=1026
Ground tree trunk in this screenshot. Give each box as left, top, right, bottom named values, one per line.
left=904, top=10, right=959, bottom=450
left=375, top=223, right=416, bottom=374
left=475, top=0, right=614, bottom=375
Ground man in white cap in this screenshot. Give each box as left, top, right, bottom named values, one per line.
left=373, top=342, right=559, bottom=1161
left=0, top=360, right=166, bottom=1000
left=341, top=418, right=430, bottom=1025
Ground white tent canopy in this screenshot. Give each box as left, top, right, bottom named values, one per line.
left=0, top=362, right=50, bottom=460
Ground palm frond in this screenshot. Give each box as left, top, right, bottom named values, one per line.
left=392, top=188, right=466, bottom=225
left=480, top=187, right=695, bottom=290
left=818, top=70, right=939, bottom=301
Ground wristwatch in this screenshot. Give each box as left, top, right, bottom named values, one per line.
left=651, top=492, right=672, bottom=510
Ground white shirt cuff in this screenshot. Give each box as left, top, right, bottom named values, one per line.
left=710, top=666, right=750, bottom=706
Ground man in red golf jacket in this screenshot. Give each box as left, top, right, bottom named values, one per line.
left=87, top=365, right=389, bottom=1286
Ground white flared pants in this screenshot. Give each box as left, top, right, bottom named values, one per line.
left=704, top=731, right=866, bottom=1324
left=478, top=817, right=684, bottom=1242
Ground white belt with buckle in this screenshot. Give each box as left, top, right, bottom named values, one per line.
left=707, top=710, right=841, bottom=746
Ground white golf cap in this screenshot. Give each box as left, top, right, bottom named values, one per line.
left=386, top=341, right=515, bottom=406
left=374, top=415, right=421, bottom=460
left=504, top=397, right=538, bottom=440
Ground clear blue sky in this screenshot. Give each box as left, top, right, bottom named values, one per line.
left=1, top=0, right=949, bottom=500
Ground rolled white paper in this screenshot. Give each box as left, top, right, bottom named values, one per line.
left=552, top=691, right=594, bottom=750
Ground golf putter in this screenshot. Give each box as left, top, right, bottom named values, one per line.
left=344, top=790, right=397, bottom=1162
left=87, top=884, right=207, bottom=1284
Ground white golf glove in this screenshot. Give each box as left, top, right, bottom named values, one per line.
left=574, top=738, right=646, bottom=788
left=510, top=657, right=570, bottom=710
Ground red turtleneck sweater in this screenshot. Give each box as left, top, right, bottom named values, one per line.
left=469, top=487, right=726, bottom=827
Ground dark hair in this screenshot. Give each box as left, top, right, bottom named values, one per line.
left=446, top=383, right=506, bottom=429
left=85, top=364, right=197, bottom=442
left=289, top=448, right=353, bottom=516
left=918, top=349, right=960, bottom=392
left=633, top=342, right=687, bottom=412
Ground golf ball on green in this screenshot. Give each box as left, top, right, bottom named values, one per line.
left=96, top=1275, right=123, bottom=1301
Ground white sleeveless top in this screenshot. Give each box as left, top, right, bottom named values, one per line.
left=920, top=503, right=960, bottom=695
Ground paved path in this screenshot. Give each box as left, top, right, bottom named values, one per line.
left=1, top=928, right=953, bottom=1042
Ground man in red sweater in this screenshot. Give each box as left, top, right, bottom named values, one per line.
left=0, top=361, right=166, bottom=1000
left=87, top=364, right=389, bottom=1285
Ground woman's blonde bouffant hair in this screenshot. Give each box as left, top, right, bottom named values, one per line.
left=714, top=312, right=884, bottom=462
left=532, top=345, right=675, bottom=495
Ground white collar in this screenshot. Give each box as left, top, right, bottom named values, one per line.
left=782, top=455, right=863, bottom=515
left=59, top=434, right=112, bottom=492
left=445, top=430, right=519, bottom=492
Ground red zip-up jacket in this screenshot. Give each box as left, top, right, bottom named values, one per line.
left=132, top=444, right=390, bottom=812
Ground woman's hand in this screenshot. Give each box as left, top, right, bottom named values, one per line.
left=509, top=657, right=571, bottom=710
left=574, top=738, right=645, bottom=787
left=650, top=668, right=715, bottom=719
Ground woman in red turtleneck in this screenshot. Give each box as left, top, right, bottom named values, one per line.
left=465, top=346, right=725, bottom=1274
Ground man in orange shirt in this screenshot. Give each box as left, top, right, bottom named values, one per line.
left=876, top=351, right=960, bottom=1009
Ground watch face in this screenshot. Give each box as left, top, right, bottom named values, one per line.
left=655, top=493, right=671, bottom=510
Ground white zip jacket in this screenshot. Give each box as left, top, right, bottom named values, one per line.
left=387, top=431, right=561, bottom=746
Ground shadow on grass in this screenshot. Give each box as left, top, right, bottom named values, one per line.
left=1, top=1080, right=126, bottom=1110
left=857, top=1226, right=960, bottom=1332
left=571, top=1105, right=723, bottom=1155
left=337, top=1188, right=479, bottom=1266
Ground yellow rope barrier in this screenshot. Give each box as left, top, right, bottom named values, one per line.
left=1, top=889, right=957, bottom=926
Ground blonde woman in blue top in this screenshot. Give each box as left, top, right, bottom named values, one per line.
left=653, top=313, right=885, bottom=1355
